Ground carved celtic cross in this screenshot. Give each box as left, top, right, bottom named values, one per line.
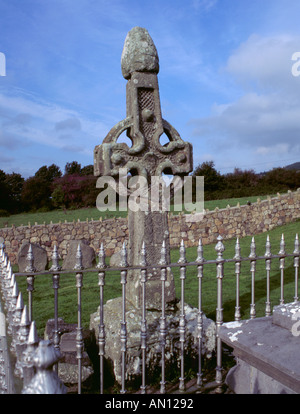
left=94, top=27, right=193, bottom=309
left=94, top=26, right=192, bottom=185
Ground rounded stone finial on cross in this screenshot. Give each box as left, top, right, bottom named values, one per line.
left=121, top=26, right=159, bottom=80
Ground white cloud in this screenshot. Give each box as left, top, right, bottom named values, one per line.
left=226, top=33, right=300, bottom=94
left=0, top=88, right=107, bottom=152
left=190, top=33, right=300, bottom=168
left=256, top=143, right=290, bottom=156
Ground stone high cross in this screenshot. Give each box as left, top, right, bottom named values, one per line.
left=94, top=27, right=193, bottom=309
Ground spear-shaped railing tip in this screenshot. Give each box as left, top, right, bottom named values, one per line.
left=50, top=244, right=61, bottom=272
left=12, top=280, right=19, bottom=300
left=196, top=238, right=204, bottom=263
left=28, top=321, right=39, bottom=347
left=159, top=240, right=167, bottom=265
left=279, top=234, right=286, bottom=255
left=294, top=234, right=299, bottom=254
left=20, top=304, right=30, bottom=328
left=120, top=241, right=128, bottom=267
left=97, top=242, right=106, bottom=269
left=140, top=241, right=147, bottom=267
left=178, top=239, right=187, bottom=264
left=249, top=237, right=256, bottom=259
left=234, top=237, right=241, bottom=260
left=25, top=244, right=36, bottom=273
left=265, top=235, right=272, bottom=258
left=74, top=244, right=83, bottom=271
left=215, top=235, right=225, bottom=260
left=16, top=291, right=24, bottom=311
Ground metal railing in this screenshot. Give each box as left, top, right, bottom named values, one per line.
left=0, top=232, right=299, bottom=394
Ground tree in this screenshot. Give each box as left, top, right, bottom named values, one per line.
left=4, top=172, right=24, bottom=213
left=65, top=161, right=81, bottom=176
left=21, top=176, right=53, bottom=211
left=0, top=169, right=10, bottom=213
left=20, top=164, right=63, bottom=212
left=261, top=167, right=300, bottom=192
left=192, top=161, right=225, bottom=199
left=51, top=174, right=98, bottom=209
left=35, top=164, right=62, bottom=182
left=223, top=168, right=259, bottom=197
left=80, top=164, right=94, bottom=176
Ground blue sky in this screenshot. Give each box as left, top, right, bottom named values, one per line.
left=0, top=0, right=300, bottom=178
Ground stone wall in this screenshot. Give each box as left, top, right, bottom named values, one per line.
left=169, top=189, right=300, bottom=248
left=0, top=189, right=299, bottom=265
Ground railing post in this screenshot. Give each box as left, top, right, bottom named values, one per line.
left=195, top=238, right=204, bottom=388
left=234, top=238, right=241, bottom=321
left=294, top=234, right=299, bottom=302
left=50, top=244, right=61, bottom=375
left=178, top=239, right=187, bottom=392
left=74, top=244, right=84, bottom=394
left=278, top=234, right=286, bottom=305
left=249, top=237, right=256, bottom=319
left=215, top=235, right=225, bottom=386
left=120, top=242, right=128, bottom=394
left=96, top=242, right=106, bottom=395
left=159, top=240, right=167, bottom=394
left=25, top=244, right=36, bottom=322
left=139, top=241, right=147, bottom=394
left=265, top=235, right=272, bottom=317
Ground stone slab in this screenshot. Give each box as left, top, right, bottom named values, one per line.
left=44, top=318, right=94, bottom=387
left=272, top=301, right=300, bottom=332
left=17, top=242, right=48, bottom=272
left=62, top=240, right=96, bottom=270
left=219, top=317, right=300, bottom=393
left=226, top=358, right=296, bottom=394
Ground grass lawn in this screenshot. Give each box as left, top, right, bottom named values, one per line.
left=0, top=193, right=277, bottom=228
left=14, top=218, right=300, bottom=336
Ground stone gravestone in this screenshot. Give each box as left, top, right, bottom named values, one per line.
left=62, top=240, right=96, bottom=270
left=17, top=242, right=47, bottom=272
left=91, top=26, right=215, bottom=386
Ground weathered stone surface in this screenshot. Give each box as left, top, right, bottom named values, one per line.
left=220, top=312, right=300, bottom=394
left=127, top=208, right=176, bottom=309
left=94, top=26, right=193, bottom=311
left=62, top=240, right=96, bottom=270
left=17, top=242, right=48, bottom=272
left=226, top=358, right=297, bottom=394
left=109, top=250, right=122, bottom=267
left=121, top=26, right=159, bottom=80
left=44, top=318, right=94, bottom=387
left=272, top=301, right=300, bottom=332
left=90, top=297, right=215, bottom=385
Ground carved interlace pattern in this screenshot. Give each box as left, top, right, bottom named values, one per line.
left=138, top=88, right=155, bottom=138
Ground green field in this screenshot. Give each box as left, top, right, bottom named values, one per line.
left=0, top=193, right=277, bottom=228
left=14, top=218, right=300, bottom=336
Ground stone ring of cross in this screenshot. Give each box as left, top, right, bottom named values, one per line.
left=94, top=27, right=193, bottom=190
